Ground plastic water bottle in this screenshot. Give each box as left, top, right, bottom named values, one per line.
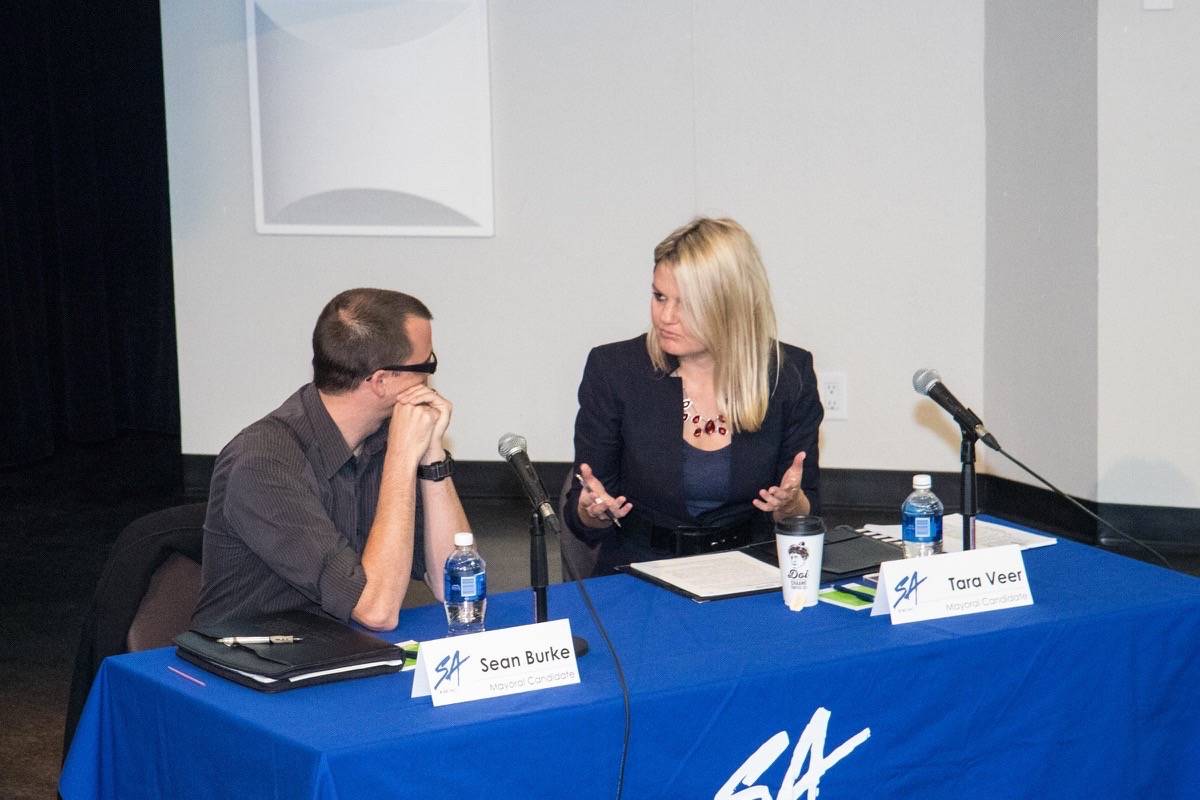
left=443, top=532, right=487, bottom=635
left=901, top=474, right=944, bottom=558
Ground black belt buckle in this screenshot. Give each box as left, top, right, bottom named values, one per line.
left=654, top=524, right=749, bottom=556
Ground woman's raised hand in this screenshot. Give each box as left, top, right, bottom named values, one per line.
left=576, top=462, right=633, bottom=528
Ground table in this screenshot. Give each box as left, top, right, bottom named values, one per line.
left=61, top=528, right=1200, bottom=799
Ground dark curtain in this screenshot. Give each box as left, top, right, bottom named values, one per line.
left=0, top=1, right=178, bottom=467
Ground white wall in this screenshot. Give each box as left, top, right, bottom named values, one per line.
left=163, top=1, right=986, bottom=471
left=983, top=0, right=1098, bottom=499
left=1098, top=1, right=1200, bottom=507
left=691, top=2, right=985, bottom=471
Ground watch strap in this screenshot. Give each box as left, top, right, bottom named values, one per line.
left=417, top=450, right=454, bottom=482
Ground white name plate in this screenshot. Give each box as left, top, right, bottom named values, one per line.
left=412, top=619, right=581, bottom=706
left=870, top=545, right=1033, bottom=624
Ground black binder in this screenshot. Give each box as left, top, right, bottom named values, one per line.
left=174, top=610, right=407, bottom=692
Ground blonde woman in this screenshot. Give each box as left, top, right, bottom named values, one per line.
left=562, top=218, right=823, bottom=577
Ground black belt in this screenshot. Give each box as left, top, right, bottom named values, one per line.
left=645, top=521, right=752, bottom=557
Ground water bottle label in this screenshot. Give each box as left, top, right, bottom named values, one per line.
left=449, top=571, right=486, bottom=602
left=902, top=514, right=942, bottom=543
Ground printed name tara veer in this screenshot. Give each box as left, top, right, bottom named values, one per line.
left=480, top=647, right=572, bottom=673
left=946, top=570, right=1024, bottom=591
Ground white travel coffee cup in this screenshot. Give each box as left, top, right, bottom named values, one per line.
left=774, top=516, right=826, bottom=610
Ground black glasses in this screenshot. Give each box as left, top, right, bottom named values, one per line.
left=376, top=351, right=437, bottom=375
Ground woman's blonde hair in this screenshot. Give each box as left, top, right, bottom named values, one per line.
left=647, top=217, right=780, bottom=433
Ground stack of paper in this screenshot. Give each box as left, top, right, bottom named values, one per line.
left=862, top=514, right=1057, bottom=552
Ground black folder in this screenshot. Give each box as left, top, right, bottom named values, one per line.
left=819, top=526, right=904, bottom=578
left=744, top=525, right=903, bottom=581
left=625, top=527, right=905, bottom=602
left=174, top=610, right=406, bottom=692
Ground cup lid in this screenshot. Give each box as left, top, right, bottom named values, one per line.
left=774, top=515, right=825, bottom=535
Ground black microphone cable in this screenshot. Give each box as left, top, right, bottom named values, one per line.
left=993, top=445, right=1173, bottom=570
left=558, top=539, right=631, bottom=800
left=497, top=434, right=630, bottom=800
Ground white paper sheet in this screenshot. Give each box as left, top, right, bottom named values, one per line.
left=628, top=551, right=782, bottom=600
left=863, top=514, right=1057, bottom=552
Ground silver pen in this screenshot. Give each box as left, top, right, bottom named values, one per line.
left=575, top=472, right=622, bottom=528
left=217, top=635, right=304, bottom=646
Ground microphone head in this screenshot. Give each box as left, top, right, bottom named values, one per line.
left=912, top=368, right=942, bottom=396
left=497, top=432, right=528, bottom=459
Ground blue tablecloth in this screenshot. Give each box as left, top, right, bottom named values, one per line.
left=61, top=532, right=1200, bottom=799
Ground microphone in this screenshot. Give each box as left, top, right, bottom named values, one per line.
left=911, top=371, right=1171, bottom=568
left=497, top=433, right=562, bottom=533
left=912, top=368, right=1000, bottom=451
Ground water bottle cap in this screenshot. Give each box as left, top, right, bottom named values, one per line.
left=453, top=532, right=474, bottom=547
left=912, top=474, right=932, bottom=490
left=774, top=515, right=825, bottom=535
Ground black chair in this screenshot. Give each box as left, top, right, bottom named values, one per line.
left=558, top=471, right=595, bottom=580
left=62, top=502, right=206, bottom=758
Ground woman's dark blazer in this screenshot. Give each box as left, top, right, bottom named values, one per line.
left=562, top=334, right=823, bottom=576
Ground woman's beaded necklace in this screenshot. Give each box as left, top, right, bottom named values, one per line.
left=682, top=397, right=727, bottom=438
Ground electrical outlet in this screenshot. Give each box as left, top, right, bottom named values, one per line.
left=818, top=371, right=848, bottom=420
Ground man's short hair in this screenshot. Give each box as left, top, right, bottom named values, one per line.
left=312, top=288, right=433, bottom=393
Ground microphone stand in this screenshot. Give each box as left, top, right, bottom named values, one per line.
left=529, top=511, right=549, bottom=623
left=960, top=427, right=978, bottom=550
left=528, top=509, right=589, bottom=656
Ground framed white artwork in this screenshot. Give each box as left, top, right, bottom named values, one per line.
left=246, top=0, right=494, bottom=236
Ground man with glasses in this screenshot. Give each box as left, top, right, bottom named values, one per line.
left=193, top=288, right=467, bottom=630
